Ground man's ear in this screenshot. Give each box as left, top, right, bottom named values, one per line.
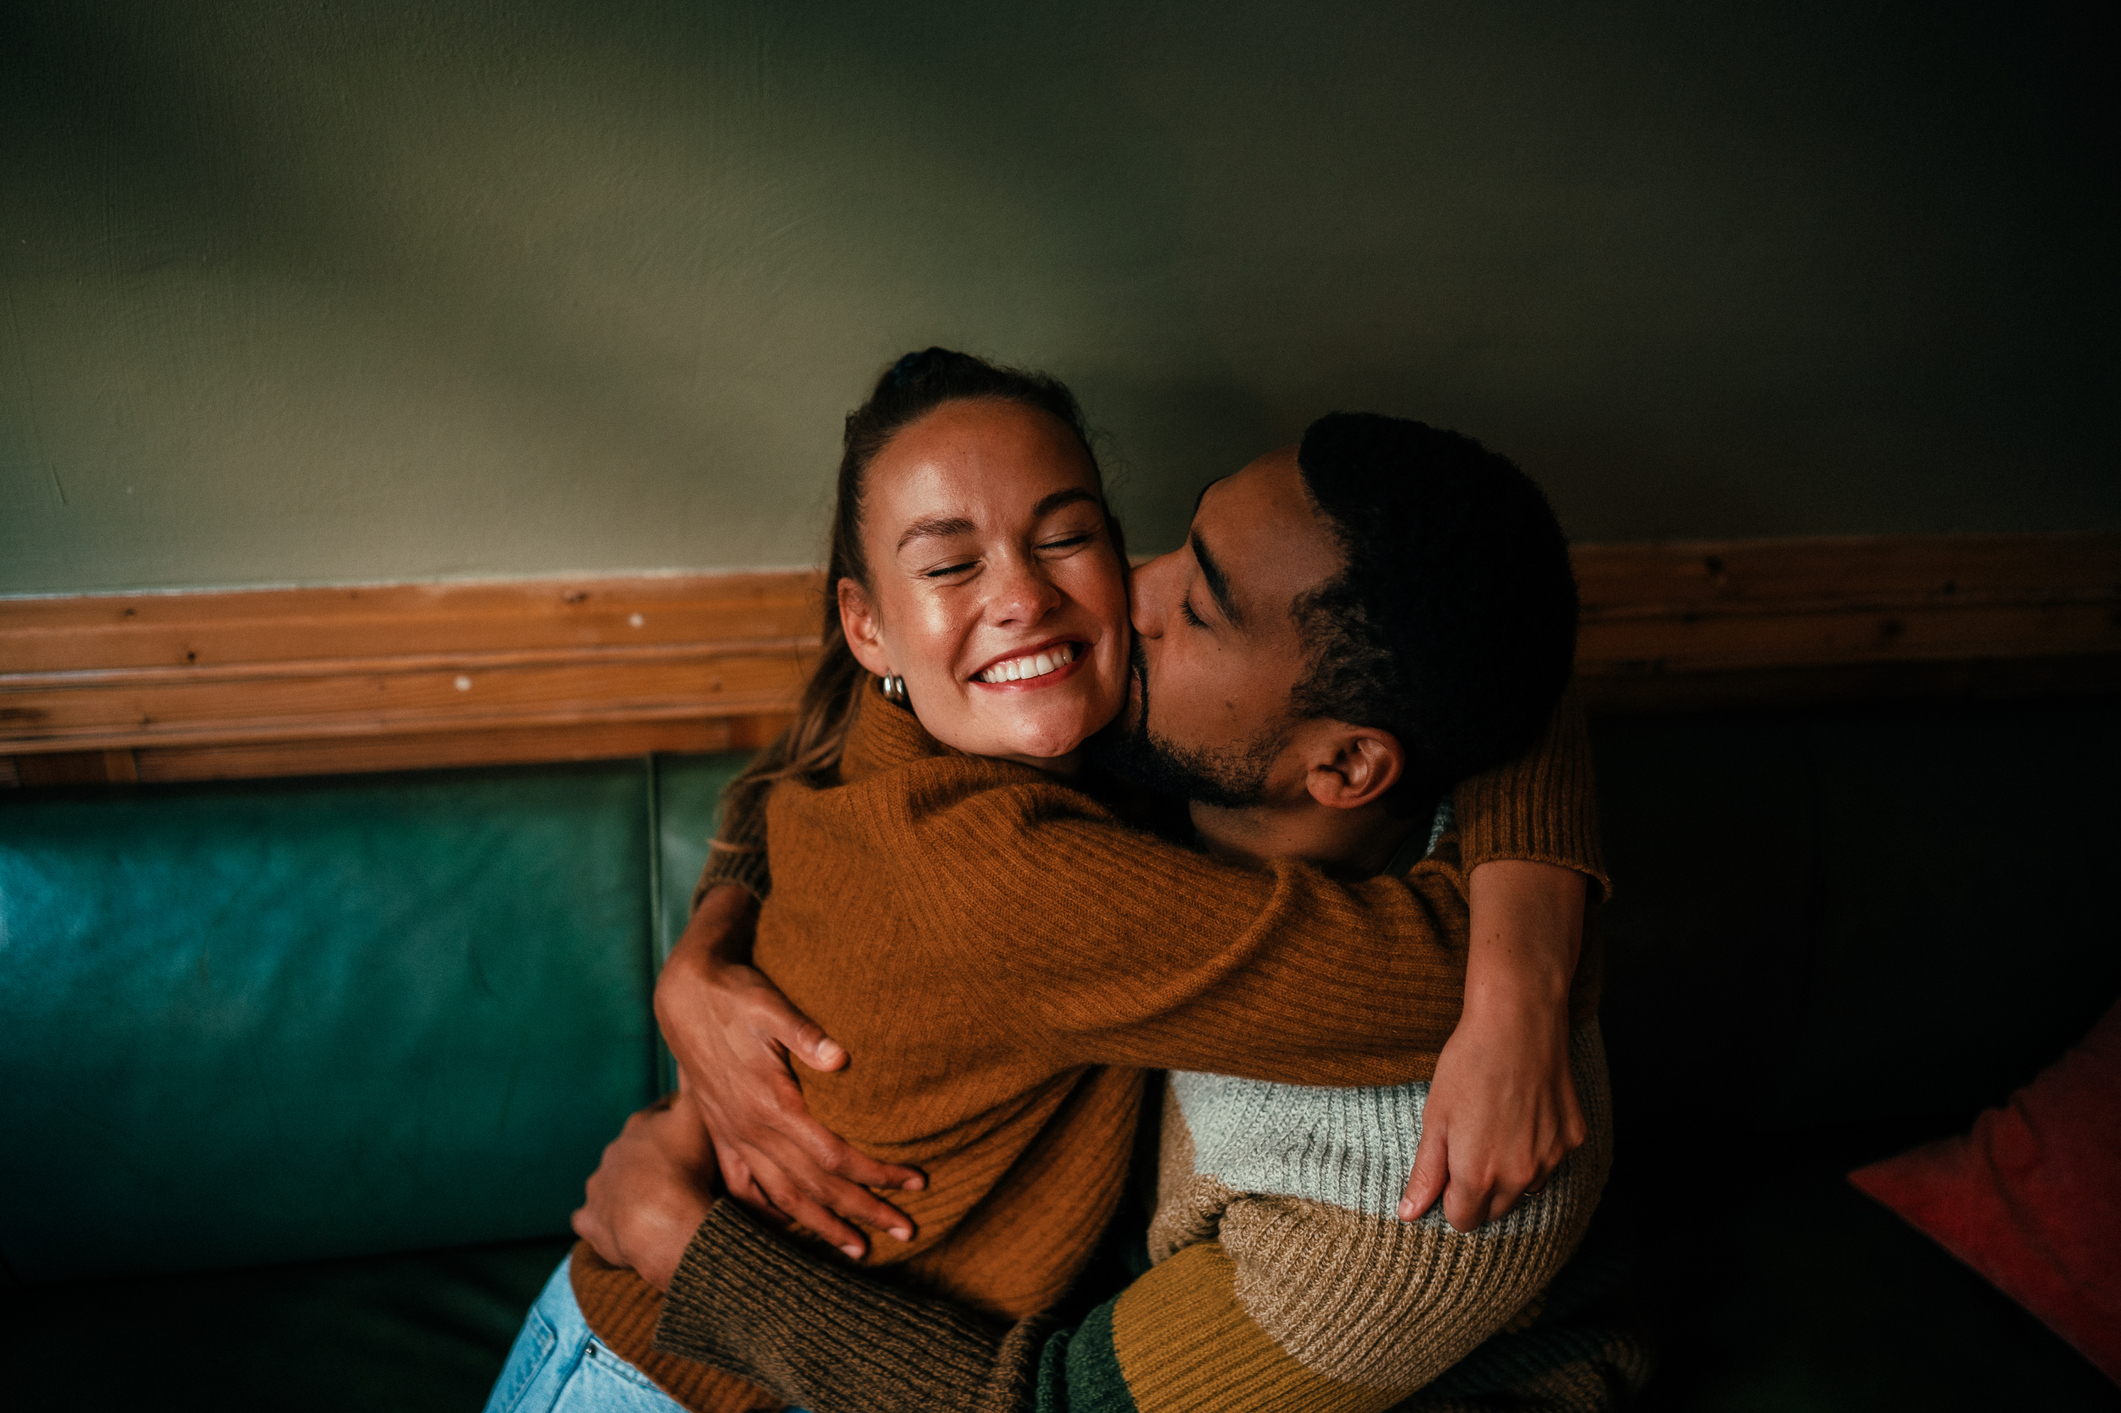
left=1304, top=725, right=1405, bottom=811
left=837, top=578, right=892, bottom=678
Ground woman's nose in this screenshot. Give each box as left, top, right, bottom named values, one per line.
left=986, top=558, right=1064, bottom=626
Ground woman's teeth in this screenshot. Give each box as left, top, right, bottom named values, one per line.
left=976, top=642, right=1077, bottom=684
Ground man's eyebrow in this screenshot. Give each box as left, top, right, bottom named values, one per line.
left=896, top=514, right=976, bottom=552
left=1190, top=475, right=1230, bottom=515
left=1190, top=529, right=1243, bottom=627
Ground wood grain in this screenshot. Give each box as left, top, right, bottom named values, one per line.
left=3, top=535, right=2116, bottom=784
left=1567, top=533, right=2121, bottom=710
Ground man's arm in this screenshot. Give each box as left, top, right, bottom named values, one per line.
left=657, top=1200, right=1046, bottom=1413
left=571, top=1095, right=1038, bottom=1411
left=657, top=882, right=924, bottom=1257
left=570, top=1092, right=715, bottom=1293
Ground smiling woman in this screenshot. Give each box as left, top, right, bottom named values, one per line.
left=836, top=398, right=1130, bottom=768
left=694, top=349, right=1122, bottom=853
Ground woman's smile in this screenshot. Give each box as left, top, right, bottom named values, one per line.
left=970, top=638, right=1084, bottom=687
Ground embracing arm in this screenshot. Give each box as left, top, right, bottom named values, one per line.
left=658, top=881, right=924, bottom=1256
left=1002, top=683, right=1601, bottom=1081
left=657, top=1200, right=1049, bottom=1413
left=673, top=685, right=1604, bottom=1238
left=1404, top=860, right=1586, bottom=1230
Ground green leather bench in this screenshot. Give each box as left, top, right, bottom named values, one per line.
left=1, top=753, right=744, bottom=1409
left=3, top=700, right=2117, bottom=1410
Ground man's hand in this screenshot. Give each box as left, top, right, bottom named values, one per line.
left=1400, top=860, right=1587, bottom=1232
left=571, top=1094, right=718, bottom=1293
left=656, top=884, right=924, bottom=1259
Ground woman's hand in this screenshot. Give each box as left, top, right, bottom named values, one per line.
left=656, top=884, right=925, bottom=1259
left=571, top=1093, right=718, bottom=1293
left=1400, top=860, right=1587, bottom=1232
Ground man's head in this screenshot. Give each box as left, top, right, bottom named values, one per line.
left=1107, top=413, right=1577, bottom=834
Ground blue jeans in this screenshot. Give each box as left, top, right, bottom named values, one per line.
left=486, top=1258, right=811, bottom=1413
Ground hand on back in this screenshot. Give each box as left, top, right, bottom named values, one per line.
left=656, top=884, right=924, bottom=1259
left=1400, top=859, right=1589, bottom=1231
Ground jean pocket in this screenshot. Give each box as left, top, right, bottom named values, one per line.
left=485, top=1303, right=560, bottom=1413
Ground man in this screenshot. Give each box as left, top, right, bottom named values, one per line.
left=563, top=416, right=1642, bottom=1411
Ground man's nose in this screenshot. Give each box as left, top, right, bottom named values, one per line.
left=1129, top=552, right=1180, bottom=637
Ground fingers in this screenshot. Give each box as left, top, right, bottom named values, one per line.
left=1468, top=1156, right=1560, bottom=1227
left=787, top=1016, right=848, bottom=1072
left=741, top=1152, right=879, bottom=1258
left=571, top=1203, right=622, bottom=1269
left=794, top=1123, right=925, bottom=1194
left=1441, top=1172, right=1491, bottom=1234
left=1399, top=1122, right=1448, bottom=1221
left=714, top=1129, right=918, bottom=1255
left=1559, top=1073, right=1589, bottom=1154
left=746, top=990, right=846, bottom=1073
left=753, top=1133, right=917, bottom=1244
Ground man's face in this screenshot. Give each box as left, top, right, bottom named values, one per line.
left=1102, top=447, right=1345, bottom=807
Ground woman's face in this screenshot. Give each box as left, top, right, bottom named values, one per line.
left=841, top=397, right=1130, bottom=770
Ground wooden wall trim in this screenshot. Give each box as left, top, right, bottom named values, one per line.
left=1569, top=532, right=2121, bottom=710
left=1, top=573, right=824, bottom=784
left=3, top=534, right=2116, bottom=784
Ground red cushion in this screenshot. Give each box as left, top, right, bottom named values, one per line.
left=1850, top=996, right=2121, bottom=1384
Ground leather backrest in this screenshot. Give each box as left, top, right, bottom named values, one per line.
left=0, top=754, right=744, bottom=1282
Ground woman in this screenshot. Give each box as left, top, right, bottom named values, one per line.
left=490, top=350, right=1607, bottom=1413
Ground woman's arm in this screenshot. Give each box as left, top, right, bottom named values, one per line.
left=981, top=685, right=1598, bottom=1080
left=1402, top=859, right=1586, bottom=1230
left=1404, top=681, right=1602, bottom=1229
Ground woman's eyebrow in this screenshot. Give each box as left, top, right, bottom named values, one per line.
left=897, top=514, right=976, bottom=551
left=896, top=490, right=1096, bottom=552
left=1032, top=487, right=1099, bottom=518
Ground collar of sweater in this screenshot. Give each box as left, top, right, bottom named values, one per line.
left=839, top=685, right=955, bottom=782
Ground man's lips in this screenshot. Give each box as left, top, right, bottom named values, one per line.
left=969, top=638, right=1086, bottom=689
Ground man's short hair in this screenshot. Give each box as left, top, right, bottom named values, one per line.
left=1292, top=412, right=1578, bottom=810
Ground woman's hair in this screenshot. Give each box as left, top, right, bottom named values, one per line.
left=718, top=347, right=1112, bottom=824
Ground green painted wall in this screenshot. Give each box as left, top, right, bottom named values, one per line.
left=2, top=1, right=2111, bottom=595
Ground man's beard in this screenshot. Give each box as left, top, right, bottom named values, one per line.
left=1092, top=640, right=1285, bottom=810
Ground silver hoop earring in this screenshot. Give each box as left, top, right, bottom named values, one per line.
left=878, top=673, right=907, bottom=704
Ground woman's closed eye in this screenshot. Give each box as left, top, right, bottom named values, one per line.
left=1037, top=531, right=1097, bottom=555
left=922, top=558, right=980, bottom=580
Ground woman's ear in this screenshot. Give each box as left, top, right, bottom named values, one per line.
left=837, top=578, right=892, bottom=677
left=1304, top=726, right=1405, bottom=811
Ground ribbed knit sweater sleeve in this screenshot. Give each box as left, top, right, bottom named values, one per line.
left=693, top=781, right=772, bottom=907
left=693, top=677, right=1601, bottom=918
left=841, top=786, right=1478, bottom=1083
left=1450, top=679, right=1608, bottom=902
left=657, top=1200, right=1040, bottom=1413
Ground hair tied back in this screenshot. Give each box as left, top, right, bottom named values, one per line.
left=889, top=349, right=935, bottom=387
